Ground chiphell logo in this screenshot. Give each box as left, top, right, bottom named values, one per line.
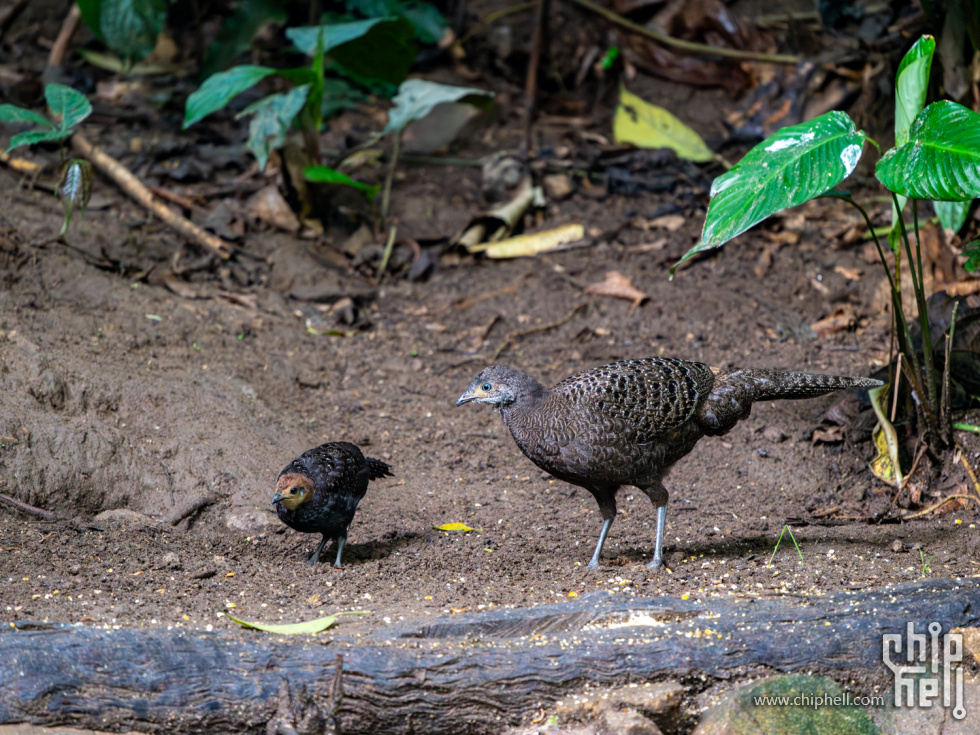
left=883, top=621, right=965, bottom=720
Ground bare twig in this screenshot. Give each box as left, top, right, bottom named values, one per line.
left=492, top=302, right=586, bottom=360
left=524, top=0, right=550, bottom=146
left=0, top=492, right=57, bottom=521
left=164, top=495, right=223, bottom=526
left=0, top=0, right=30, bottom=39
left=957, top=444, right=980, bottom=505
left=48, top=3, right=81, bottom=68
left=902, top=494, right=977, bottom=520
left=565, top=0, right=800, bottom=65
left=70, top=132, right=232, bottom=259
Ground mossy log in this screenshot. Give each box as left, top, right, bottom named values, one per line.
left=1, top=578, right=977, bottom=734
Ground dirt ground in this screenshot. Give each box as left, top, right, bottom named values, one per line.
left=3, top=160, right=979, bottom=637
left=1, top=0, right=980, bottom=726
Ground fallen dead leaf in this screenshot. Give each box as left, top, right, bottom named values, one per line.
left=584, top=270, right=648, bottom=307
left=833, top=265, right=863, bottom=281
left=646, top=214, right=686, bottom=231
left=812, top=425, right=846, bottom=443
left=762, top=230, right=799, bottom=245
left=246, top=185, right=301, bottom=233
left=810, top=305, right=857, bottom=337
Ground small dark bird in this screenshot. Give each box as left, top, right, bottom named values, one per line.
left=271, top=442, right=392, bottom=567
left=457, top=358, right=882, bottom=569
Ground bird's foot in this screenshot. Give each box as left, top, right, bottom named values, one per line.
left=646, top=556, right=663, bottom=570
left=306, top=555, right=320, bottom=566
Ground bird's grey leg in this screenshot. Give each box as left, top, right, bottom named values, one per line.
left=332, top=535, right=347, bottom=568
left=587, top=489, right=618, bottom=569
left=308, top=534, right=330, bottom=566
left=649, top=504, right=667, bottom=569
left=639, top=480, right=669, bottom=569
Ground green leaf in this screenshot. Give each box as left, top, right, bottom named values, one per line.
left=4, top=128, right=69, bottom=155
left=99, top=0, right=168, bottom=65
left=936, top=200, right=970, bottom=233
left=384, top=78, right=493, bottom=134
left=962, top=240, right=980, bottom=271
left=876, top=101, right=980, bottom=201
left=57, top=158, right=93, bottom=236
left=202, top=0, right=288, bottom=78
left=400, top=2, right=448, bottom=43
left=676, top=111, right=865, bottom=269
left=331, top=18, right=416, bottom=86
left=286, top=18, right=397, bottom=55
left=240, top=84, right=311, bottom=170
left=76, top=0, right=103, bottom=39
left=184, top=65, right=277, bottom=128
left=304, top=165, right=381, bottom=198
left=45, top=84, right=92, bottom=132
left=892, top=35, right=934, bottom=226
left=895, top=35, right=935, bottom=148
left=613, top=86, right=714, bottom=163
left=0, top=104, right=54, bottom=128
left=222, top=609, right=369, bottom=635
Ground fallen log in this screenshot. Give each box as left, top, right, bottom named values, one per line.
left=1, top=577, right=977, bottom=734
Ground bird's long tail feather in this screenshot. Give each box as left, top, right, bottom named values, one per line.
left=699, top=368, right=883, bottom=435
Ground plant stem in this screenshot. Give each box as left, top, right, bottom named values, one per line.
left=896, top=196, right=939, bottom=437
left=381, top=132, right=401, bottom=222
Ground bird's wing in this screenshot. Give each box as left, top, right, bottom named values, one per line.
left=555, top=358, right=715, bottom=443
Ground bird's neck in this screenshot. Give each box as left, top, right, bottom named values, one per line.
left=501, top=378, right=548, bottom=420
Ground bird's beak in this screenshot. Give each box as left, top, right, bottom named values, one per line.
left=456, top=388, right=478, bottom=406
left=271, top=492, right=284, bottom=506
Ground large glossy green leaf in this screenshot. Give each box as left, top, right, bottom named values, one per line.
left=892, top=35, right=934, bottom=229
left=240, top=84, right=311, bottom=170
left=876, top=101, right=980, bottom=201
left=100, top=0, right=167, bottom=65
left=45, top=84, right=92, bottom=132
left=895, top=36, right=935, bottom=148
left=183, top=65, right=277, bottom=128
left=676, top=111, right=865, bottom=268
left=384, top=78, right=493, bottom=134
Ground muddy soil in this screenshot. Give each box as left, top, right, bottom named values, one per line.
left=3, top=161, right=978, bottom=641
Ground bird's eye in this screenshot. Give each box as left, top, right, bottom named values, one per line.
left=482, top=382, right=492, bottom=391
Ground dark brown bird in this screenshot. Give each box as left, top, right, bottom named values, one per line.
left=271, top=442, right=392, bottom=567
left=457, top=358, right=882, bottom=569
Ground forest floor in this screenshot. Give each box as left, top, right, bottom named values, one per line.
left=1, top=0, right=979, bottom=731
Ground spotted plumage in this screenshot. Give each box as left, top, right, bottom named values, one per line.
left=457, top=358, right=882, bottom=569
left=271, top=442, right=392, bottom=567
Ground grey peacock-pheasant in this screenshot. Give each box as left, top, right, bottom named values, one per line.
left=457, top=357, right=881, bottom=569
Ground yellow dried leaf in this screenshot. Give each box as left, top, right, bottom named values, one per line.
left=470, top=223, right=585, bottom=258
left=433, top=522, right=476, bottom=532
left=613, top=86, right=715, bottom=162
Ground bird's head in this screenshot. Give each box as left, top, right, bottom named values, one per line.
left=271, top=473, right=315, bottom=511
left=456, top=365, right=544, bottom=410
